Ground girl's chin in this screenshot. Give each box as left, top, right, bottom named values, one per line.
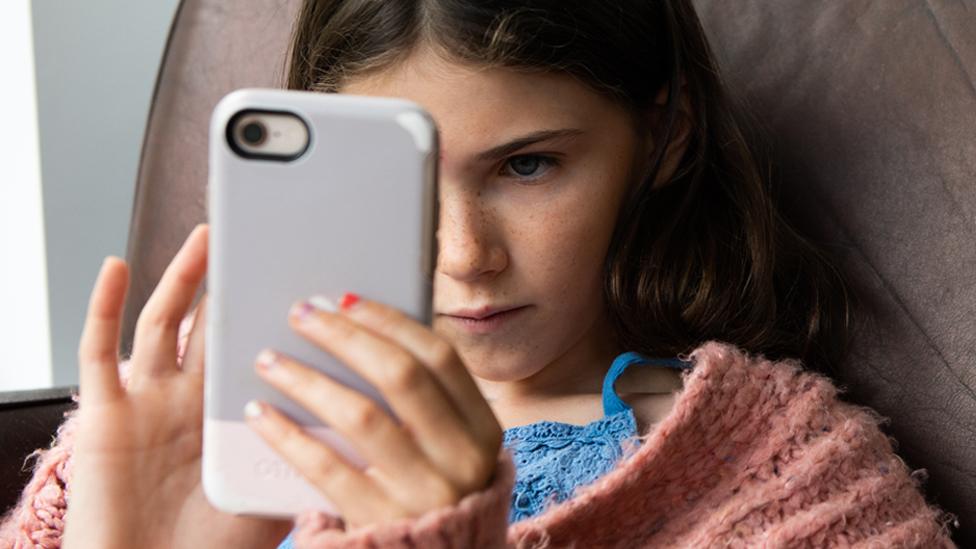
left=447, top=343, right=544, bottom=383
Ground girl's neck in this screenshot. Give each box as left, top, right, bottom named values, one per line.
left=470, top=313, right=686, bottom=430
left=473, top=314, right=622, bottom=410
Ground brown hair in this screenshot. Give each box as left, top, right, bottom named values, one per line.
left=284, top=0, right=856, bottom=376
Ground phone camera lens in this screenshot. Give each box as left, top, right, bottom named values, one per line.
left=240, top=121, right=267, bottom=146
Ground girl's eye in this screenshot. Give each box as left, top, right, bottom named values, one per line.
left=502, top=154, right=558, bottom=182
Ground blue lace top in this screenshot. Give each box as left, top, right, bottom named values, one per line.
left=502, top=352, right=692, bottom=523
left=276, top=351, right=692, bottom=547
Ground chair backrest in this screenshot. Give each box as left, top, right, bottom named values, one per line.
left=121, top=0, right=973, bottom=544
left=694, top=1, right=974, bottom=544
left=120, top=0, right=302, bottom=353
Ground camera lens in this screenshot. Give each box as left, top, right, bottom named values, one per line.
left=241, top=121, right=266, bottom=146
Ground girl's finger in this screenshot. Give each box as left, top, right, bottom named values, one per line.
left=288, top=300, right=488, bottom=492
left=77, top=256, right=128, bottom=407
left=129, top=224, right=209, bottom=386
left=337, top=296, right=501, bottom=445
left=242, top=400, right=407, bottom=527
left=180, top=293, right=208, bottom=374
left=253, top=350, right=459, bottom=510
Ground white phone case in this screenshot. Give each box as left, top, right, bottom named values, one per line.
left=203, top=88, right=438, bottom=518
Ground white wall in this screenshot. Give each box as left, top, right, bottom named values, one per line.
left=0, top=0, right=51, bottom=391
left=0, top=0, right=179, bottom=391
left=34, top=0, right=180, bottom=388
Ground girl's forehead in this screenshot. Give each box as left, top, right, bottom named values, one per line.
left=341, top=48, right=620, bottom=159
left=343, top=50, right=584, bottom=115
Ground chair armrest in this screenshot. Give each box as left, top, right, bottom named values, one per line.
left=0, top=386, right=78, bottom=515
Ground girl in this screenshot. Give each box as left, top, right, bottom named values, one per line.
left=1, top=0, right=959, bottom=547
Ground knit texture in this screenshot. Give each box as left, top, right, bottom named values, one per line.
left=0, top=314, right=192, bottom=549
left=0, top=314, right=961, bottom=548
left=500, top=352, right=692, bottom=525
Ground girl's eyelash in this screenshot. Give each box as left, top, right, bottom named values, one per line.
left=500, top=154, right=560, bottom=183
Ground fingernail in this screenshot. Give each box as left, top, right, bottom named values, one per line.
left=244, top=399, right=264, bottom=419
left=289, top=300, right=316, bottom=321
left=339, top=292, right=361, bottom=311
left=255, top=349, right=277, bottom=372
left=308, top=294, right=338, bottom=313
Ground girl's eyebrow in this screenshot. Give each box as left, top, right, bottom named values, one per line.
left=475, top=128, right=584, bottom=162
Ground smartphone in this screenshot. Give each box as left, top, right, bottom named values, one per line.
left=202, top=88, right=438, bottom=518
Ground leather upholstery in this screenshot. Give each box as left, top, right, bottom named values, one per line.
left=0, top=387, right=76, bottom=513
left=694, top=1, right=975, bottom=544
left=120, top=0, right=302, bottom=356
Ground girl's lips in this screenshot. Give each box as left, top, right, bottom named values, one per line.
left=441, top=305, right=530, bottom=334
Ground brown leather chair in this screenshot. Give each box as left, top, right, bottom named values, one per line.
left=693, top=2, right=974, bottom=546
left=0, top=387, right=76, bottom=513
left=1, top=1, right=972, bottom=545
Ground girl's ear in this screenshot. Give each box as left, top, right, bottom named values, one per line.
left=638, top=77, right=694, bottom=191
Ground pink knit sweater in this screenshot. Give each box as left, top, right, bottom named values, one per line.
left=0, top=314, right=960, bottom=548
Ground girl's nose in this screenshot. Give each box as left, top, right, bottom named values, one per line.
left=435, top=187, right=508, bottom=283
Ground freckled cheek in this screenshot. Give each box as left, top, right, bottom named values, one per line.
left=514, top=206, right=611, bottom=294
left=499, top=167, right=626, bottom=289
left=548, top=186, right=619, bottom=256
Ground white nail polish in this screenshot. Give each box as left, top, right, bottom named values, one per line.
left=308, top=294, right=338, bottom=313
left=255, top=349, right=277, bottom=370
left=244, top=400, right=264, bottom=418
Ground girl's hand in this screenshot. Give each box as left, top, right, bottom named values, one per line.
left=244, top=294, right=504, bottom=531
left=64, top=224, right=293, bottom=549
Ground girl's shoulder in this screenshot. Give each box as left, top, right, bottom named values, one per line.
left=615, top=366, right=685, bottom=433
left=614, top=358, right=685, bottom=395
left=619, top=391, right=679, bottom=435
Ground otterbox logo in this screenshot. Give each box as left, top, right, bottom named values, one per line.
left=255, top=458, right=301, bottom=479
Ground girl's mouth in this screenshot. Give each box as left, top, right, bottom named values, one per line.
left=441, top=305, right=530, bottom=334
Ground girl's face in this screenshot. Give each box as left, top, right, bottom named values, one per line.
left=341, top=46, right=652, bottom=400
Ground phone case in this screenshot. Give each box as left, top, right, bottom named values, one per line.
left=203, top=88, right=438, bottom=518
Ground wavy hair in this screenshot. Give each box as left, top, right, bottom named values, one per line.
left=284, top=0, right=856, bottom=376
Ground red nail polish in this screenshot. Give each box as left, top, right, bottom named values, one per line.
left=339, top=292, right=360, bottom=310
